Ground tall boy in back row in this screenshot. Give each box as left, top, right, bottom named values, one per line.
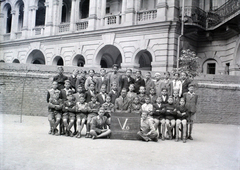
left=183, top=84, right=198, bottom=140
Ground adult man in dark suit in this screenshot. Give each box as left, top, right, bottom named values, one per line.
left=68, top=69, right=79, bottom=93
left=109, top=64, right=122, bottom=92
left=115, top=88, right=131, bottom=114
left=134, top=71, right=145, bottom=94
left=53, top=66, right=68, bottom=90
left=97, top=69, right=110, bottom=93
left=121, top=69, right=135, bottom=90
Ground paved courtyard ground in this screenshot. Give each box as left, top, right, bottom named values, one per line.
left=0, top=114, right=239, bottom=170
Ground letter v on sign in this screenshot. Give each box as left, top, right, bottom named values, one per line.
left=117, top=118, right=128, bottom=130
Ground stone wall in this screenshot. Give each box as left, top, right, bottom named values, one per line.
left=0, top=63, right=239, bottom=124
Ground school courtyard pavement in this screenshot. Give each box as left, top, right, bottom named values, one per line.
left=0, top=114, right=239, bottom=170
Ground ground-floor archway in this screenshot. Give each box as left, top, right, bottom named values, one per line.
left=27, top=50, right=45, bottom=64
left=96, top=45, right=122, bottom=68
left=202, top=59, right=218, bottom=74
left=53, top=56, right=64, bottom=66
left=135, top=50, right=152, bottom=71
left=72, top=54, right=85, bottom=67
left=13, top=59, right=20, bottom=63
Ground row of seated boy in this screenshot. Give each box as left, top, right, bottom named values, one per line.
left=47, top=80, right=197, bottom=141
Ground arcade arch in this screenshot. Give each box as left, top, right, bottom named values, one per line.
left=61, top=0, right=71, bottom=23
left=15, top=0, right=24, bottom=31
left=4, top=3, right=12, bottom=33
left=72, top=54, right=85, bottom=67
left=27, top=50, right=45, bottom=64
left=135, top=50, right=152, bottom=71
left=53, top=56, right=64, bottom=66
left=96, top=45, right=122, bottom=68
left=79, top=0, right=89, bottom=19
left=13, top=59, right=20, bottom=63
left=202, top=58, right=218, bottom=74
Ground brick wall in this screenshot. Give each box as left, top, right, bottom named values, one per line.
left=0, top=63, right=239, bottom=124
left=195, top=83, right=240, bottom=125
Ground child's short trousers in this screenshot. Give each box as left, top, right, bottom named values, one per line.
left=69, top=112, right=76, bottom=121
left=62, top=112, right=69, bottom=119
left=76, top=113, right=87, bottom=120
left=48, top=111, right=55, bottom=121
left=54, top=111, right=62, bottom=119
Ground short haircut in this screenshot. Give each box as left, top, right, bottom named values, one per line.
left=58, top=66, right=64, bottom=71
left=126, top=69, right=132, bottom=72
left=161, top=88, right=168, bottom=91
left=88, top=69, right=95, bottom=73
left=52, top=81, right=58, bottom=84
left=154, top=72, right=161, bottom=77
left=121, top=88, right=127, bottom=92
left=136, top=71, right=142, bottom=74
left=65, top=80, right=70, bottom=84
left=174, top=72, right=179, bottom=76
left=89, top=82, right=96, bottom=86
left=112, top=64, right=119, bottom=69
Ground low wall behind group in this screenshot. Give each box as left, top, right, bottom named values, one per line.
left=0, top=63, right=239, bottom=124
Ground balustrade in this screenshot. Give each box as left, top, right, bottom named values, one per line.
left=76, top=21, right=88, bottom=31
left=59, top=23, right=70, bottom=33
left=103, top=14, right=121, bottom=26
left=137, top=10, right=157, bottom=22
left=32, top=26, right=45, bottom=36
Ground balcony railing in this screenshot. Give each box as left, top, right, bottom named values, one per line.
left=182, top=0, right=240, bottom=29
left=103, top=14, right=121, bottom=26
left=76, top=21, right=88, bottom=31
left=59, top=23, right=70, bottom=33
left=3, top=33, right=10, bottom=41
left=181, top=6, right=207, bottom=28
left=33, top=26, right=45, bottom=36
left=137, top=10, right=157, bottom=22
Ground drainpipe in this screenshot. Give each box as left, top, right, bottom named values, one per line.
left=166, top=20, right=172, bottom=71
left=177, top=0, right=185, bottom=69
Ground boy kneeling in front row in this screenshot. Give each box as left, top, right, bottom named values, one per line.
left=90, top=107, right=111, bottom=139
left=137, top=111, right=158, bottom=142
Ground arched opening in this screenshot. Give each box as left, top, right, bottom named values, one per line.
left=35, top=0, right=46, bottom=26
left=79, top=0, right=89, bottom=19
left=61, top=0, right=71, bottom=23
left=203, top=59, right=218, bottom=74
left=106, top=0, right=122, bottom=15
left=96, top=45, right=122, bottom=68
left=72, top=54, right=85, bottom=67
left=13, top=59, right=20, bottom=63
left=5, top=4, right=12, bottom=33
left=16, top=0, right=24, bottom=31
left=27, top=50, right=45, bottom=64
left=53, top=56, right=64, bottom=66
left=135, top=50, right=152, bottom=71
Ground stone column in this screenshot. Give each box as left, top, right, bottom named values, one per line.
left=45, top=0, right=53, bottom=35
left=0, top=13, right=5, bottom=41
left=101, top=0, right=106, bottom=26
left=52, top=0, right=60, bottom=35
left=88, top=0, right=97, bottom=30
left=22, top=4, right=29, bottom=38
left=121, top=0, right=127, bottom=24
left=125, top=0, right=135, bottom=25
left=70, top=0, right=76, bottom=32
left=29, top=6, right=37, bottom=36
left=10, top=10, right=17, bottom=39
left=156, top=0, right=167, bottom=21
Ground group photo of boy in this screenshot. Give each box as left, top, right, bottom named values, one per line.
left=47, top=64, right=198, bottom=143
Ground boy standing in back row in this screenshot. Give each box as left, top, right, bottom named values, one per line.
left=183, top=84, right=198, bottom=140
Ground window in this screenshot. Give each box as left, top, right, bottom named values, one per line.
left=207, top=63, right=216, bottom=74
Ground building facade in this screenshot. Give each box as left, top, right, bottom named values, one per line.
left=0, top=0, right=240, bottom=75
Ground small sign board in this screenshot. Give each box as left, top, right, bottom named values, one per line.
left=110, top=112, right=140, bottom=140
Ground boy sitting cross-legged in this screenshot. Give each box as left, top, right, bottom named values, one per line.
left=62, top=93, right=76, bottom=137
left=86, top=95, right=101, bottom=138
left=90, top=107, right=111, bottom=139
left=75, top=96, right=89, bottom=138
